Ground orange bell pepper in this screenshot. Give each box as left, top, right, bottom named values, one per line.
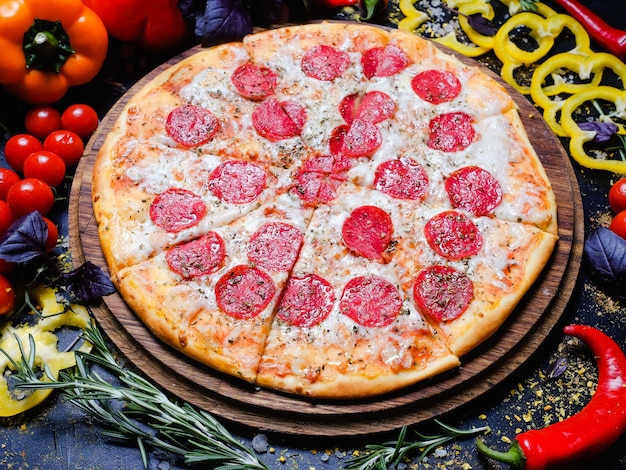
left=0, top=0, right=108, bottom=104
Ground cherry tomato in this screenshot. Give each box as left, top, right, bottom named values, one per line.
left=0, top=168, right=21, bottom=200
left=0, top=273, right=15, bottom=316
left=25, top=106, right=62, bottom=139
left=0, top=200, right=15, bottom=235
left=23, top=150, right=66, bottom=187
left=43, top=130, right=84, bottom=167
left=3, top=134, right=43, bottom=172
left=609, top=210, right=626, bottom=240
left=6, top=178, right=54, bottom=217
left=61, top=104, right=99, bottom=140
left=609, top=178, right=626, bottom=214
left=43, top=216, right=59, bottom=252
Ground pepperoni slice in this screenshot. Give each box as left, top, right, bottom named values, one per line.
left=413, top=265, right=473, bottom=321
left=149, top=188, right=206, bottom=233
left=362, top=44, right=411, bottom=79
left=247, top=222, right=304, bottom=272
left=341, top=119, right=382, bottom=158
left=339, top=93, right=359, bottom=125
left=209, top=161, right=266, bottom=204
left=166, top=104, right=220, bottom=148
left=411, top=70, right=462, bottom=104
left=301, top=45, right=350, bottom=81
left=355, top=91, right=396, bottom=124
left=293, top=154, right=350, bottom=206
left=252, top=98, right=307, bottom=141
left=276, top=274, right=335, bottom=327
left=339, top=91, right=395, bottom=125
left=445, top=166, right=502, bottom=216
left=339, top=275, right=402, bottom=327
left=215, top=265, right=276, bottom=319
left=342, top=205, right=394, bottom=261
left=424, top=210, right=483, bottom=260
left=166, top=232, right=226, bottom=278
left=427, top=112, right=475, bottom=152
left=329, top=124, right=349, bottom=157
left=231, top=62, right=278, bottom=100
left=374, top=158, right=429, bottom=201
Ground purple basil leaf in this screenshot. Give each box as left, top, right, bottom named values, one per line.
left=0, top=212, right=48, bottom=264
left=584, top=227, right=626, bottom=295
left=546, top=357, right=568, bottom=380
left=59, top=261, right=116, bottom=303
left=468, top=14, right=498, bottom=36
left=578, top=121, right=618, bottom=143
left=184, top=0, right=253, bottom=47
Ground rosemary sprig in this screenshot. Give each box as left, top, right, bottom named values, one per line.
left=345, top=420, right=490, bottom=470
left=3, top=326, right=269, bottom=470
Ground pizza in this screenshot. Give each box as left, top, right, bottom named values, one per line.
left=91, top=22, right=558, bottom=399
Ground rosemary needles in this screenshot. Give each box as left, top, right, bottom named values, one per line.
left=2, top=325, right=270, bottom=470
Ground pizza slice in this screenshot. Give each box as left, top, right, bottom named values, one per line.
left=112, top=192, right=312, bottom=381
left=390, top=207, right=559, bottom=356
left=256, top=184, right=460, bottom=398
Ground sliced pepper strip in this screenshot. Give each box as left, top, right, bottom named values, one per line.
left=0, top=286, right=92, bottom=417
left=560, top=86, right=626, bottom=173
left=494, top=12, right=592, bottom=65
left=398, top=0, right=429, bottom=33
left=493, top=11, right=593, bottom=94
left=456, top=1, right=496, bottom=50
left=530, top=52, right=626, bottom=136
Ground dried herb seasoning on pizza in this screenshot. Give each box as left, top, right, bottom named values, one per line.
left=91, top=23, right=557, bottom=398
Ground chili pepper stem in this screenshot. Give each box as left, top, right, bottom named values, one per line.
left=475, top=438, right=525, bottom=469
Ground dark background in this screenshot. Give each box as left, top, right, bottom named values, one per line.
left=1, top=1, right=625, bottom=468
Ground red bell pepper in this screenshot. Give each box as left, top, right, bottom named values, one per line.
left=82, top=0, right=191, bottom=53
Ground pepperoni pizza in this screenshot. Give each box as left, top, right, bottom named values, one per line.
left=92, top=22, right=558, bottom=399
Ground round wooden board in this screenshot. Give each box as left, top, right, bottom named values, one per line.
left=69, top=34, right=583, bottom=437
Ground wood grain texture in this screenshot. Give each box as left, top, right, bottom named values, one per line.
left=68, top=38, right=583, bottom=437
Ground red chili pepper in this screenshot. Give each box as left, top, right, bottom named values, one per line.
left=549, top=0, right=626, bottom=59
left=476, top=324, right=626, bottom=470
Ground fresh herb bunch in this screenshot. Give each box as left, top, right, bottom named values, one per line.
left=4, top=324, right=489, bottom=469
left=345, top=421, right=489, bottom=469
left=4, top=326, right=270, bottom=469
left=0, top=211, right=115, bottom=304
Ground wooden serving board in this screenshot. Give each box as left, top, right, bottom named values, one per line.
left=69, top=38, right=583, bottom=437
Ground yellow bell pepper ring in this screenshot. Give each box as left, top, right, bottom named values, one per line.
left=530, top=52, right=626, bottom=137
left=560, top=86, right=626, bottom=173
left=0, top=0, right=108, bottom=104
left=0, top=286, right=92, bottom=417
left=493, top=12, right=592, bottom=66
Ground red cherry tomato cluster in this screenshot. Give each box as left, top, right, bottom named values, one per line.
left=0, top=104, right=98, bottom=255
left=608, top=177, right=626, bottom=240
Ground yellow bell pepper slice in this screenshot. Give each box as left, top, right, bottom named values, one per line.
left=0, top=285, right=92, bottom=417
left=560, top=86, right=626, bottom=173
left=398, top=0, right=429, bottom=33
left=530, top=52, right=626, bottom=136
